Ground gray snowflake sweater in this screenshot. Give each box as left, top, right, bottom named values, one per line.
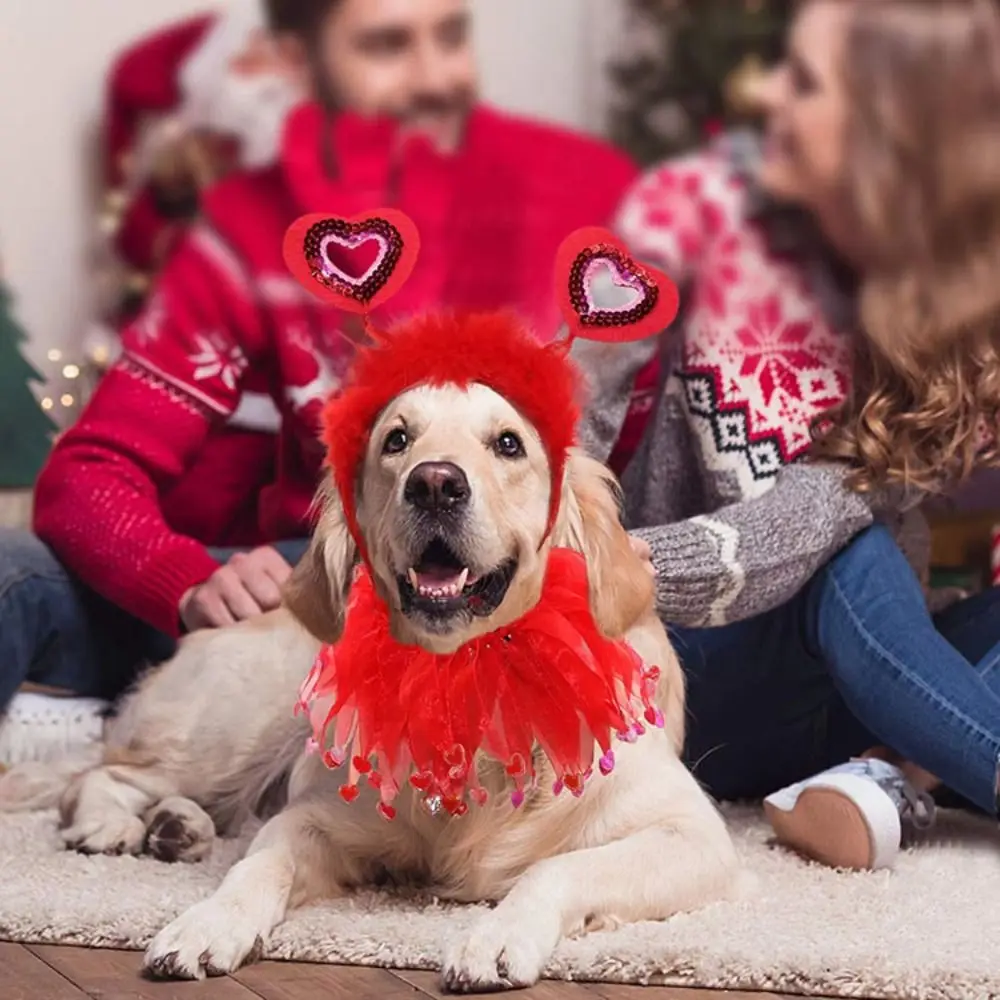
left=573, top=140, right=926, bottom=628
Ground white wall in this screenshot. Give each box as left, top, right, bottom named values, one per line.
left=474, top=0, right=625, bottom=134
left=0, top=0, right=621, bottom=367
left=0, top=0, right=212, bottom=369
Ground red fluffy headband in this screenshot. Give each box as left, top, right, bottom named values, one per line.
left=282, top=209, right=679, bottom=558
left=321, top=312, right=580, bottom=561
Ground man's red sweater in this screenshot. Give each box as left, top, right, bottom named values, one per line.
left=34, top=103, right=637, bottom=637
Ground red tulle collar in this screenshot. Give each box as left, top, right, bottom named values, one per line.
left=297, top=548, right=663, bottom=820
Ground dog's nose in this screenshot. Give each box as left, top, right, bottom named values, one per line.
left=404, top=462, right=471, bottom=513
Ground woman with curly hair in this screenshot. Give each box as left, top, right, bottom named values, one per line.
left=578, top=0, right=1000, bottom=870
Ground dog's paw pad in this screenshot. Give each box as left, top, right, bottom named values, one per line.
left=144, top=799, right=215, bottom=864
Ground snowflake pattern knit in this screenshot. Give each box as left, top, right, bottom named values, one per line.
left=573, top=140, right=906, bottom=628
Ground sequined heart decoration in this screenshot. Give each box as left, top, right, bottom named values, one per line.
left=323, top=232, right=382, bottom=285
left=555, top=227, right=679, bottom=343
left=283, top=209, right=420, bottom=314
left=586, top=259, right=645, bottom=313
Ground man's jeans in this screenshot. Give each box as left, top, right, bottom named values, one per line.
left=0, top=528, right=309, bottom=710
left=677, top=524, right=1000, bottom=815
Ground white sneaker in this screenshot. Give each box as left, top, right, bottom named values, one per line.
left=0, top=693, right=108, bottom=768
left=763, top=758, right=936, bottom=870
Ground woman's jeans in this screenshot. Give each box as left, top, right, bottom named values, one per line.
left=0, top=529, right=310, bottom=710
left=676, top=523, right=1000, bottom=816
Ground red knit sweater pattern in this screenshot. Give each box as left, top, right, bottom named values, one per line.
left=34, top=103, right=637, bottom=636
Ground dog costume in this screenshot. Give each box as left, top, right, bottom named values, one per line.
left=285, top=210, right=680, bottom=818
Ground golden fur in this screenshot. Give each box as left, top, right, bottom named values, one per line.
left=0, top=383, right=738, bottom=992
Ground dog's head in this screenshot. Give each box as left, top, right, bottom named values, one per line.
left=284, top=383, right=653, bottom=654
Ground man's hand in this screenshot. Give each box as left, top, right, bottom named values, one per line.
left=179, top=546, right=294, bottom=631
left=629, top=535, right=656, bottom=581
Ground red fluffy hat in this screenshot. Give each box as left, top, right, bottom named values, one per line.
left=105, top=14, right=215, bottom=189
left=323, top=312, right=580, bottom=562
left=282, top=210, right=680, bottom=559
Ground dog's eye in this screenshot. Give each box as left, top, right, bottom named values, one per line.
left=382, top=428, right=409, bottom=455
left=494, top=431, right=526, bottom=459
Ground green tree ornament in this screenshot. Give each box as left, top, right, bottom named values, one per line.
left=0, top=284, right=56, bottom=487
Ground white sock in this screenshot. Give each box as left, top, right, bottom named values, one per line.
left=0, top=692, right=108, bottom=767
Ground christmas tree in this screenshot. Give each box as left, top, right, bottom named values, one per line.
left=609, top=0, right=792, bottom=165
left=0, top=284, right=56, bottom=487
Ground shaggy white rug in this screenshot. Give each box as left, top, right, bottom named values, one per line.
left=0, top=806, right=997, bottom=999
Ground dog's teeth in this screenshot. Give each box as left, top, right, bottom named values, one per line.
left=411, top=572, right=470, bottom=601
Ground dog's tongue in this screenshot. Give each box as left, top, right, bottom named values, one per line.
left=409, top=566, right=477, bottom=598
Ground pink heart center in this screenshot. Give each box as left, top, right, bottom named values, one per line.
left=320, top=232, right=387, bottom=286
left=583, top=258, right=645, bottom=315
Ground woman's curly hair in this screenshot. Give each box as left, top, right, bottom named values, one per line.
left=811, top=0, right=1000, bottom=493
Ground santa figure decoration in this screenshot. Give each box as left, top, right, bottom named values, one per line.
left=100, top=0, right=303, bottom=326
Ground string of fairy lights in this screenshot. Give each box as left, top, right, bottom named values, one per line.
left=38, top=341, right=110, bottom=426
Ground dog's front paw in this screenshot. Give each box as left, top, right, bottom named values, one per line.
left=62, top=811, right=146, bottom=857
left=144, top=899, right=266, bottom=981
left=441, top=905, right=561, bottom=993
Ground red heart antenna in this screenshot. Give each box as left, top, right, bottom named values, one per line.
left=283, top=209, right=420, bottom=318
left=554, top=227, right=680, bottom=344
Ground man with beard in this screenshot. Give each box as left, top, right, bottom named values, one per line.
left=0, top=0, right=636, bottom=764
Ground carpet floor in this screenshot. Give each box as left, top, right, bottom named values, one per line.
left=0, top=805, right=996, bottom=1000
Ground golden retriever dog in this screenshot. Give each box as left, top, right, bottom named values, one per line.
left=0, top=381, right=740, bottom=992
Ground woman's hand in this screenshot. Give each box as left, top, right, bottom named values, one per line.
left=629, top=535, right=656, bottom=581
left=179, top=546, right=293, bottom=631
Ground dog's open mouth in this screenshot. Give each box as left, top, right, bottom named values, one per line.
left=398, top=538, right=517, bottom=620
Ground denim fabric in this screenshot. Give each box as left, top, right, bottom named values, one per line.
left=676, top=524, right=1000, bottom=814
left=0, top=529, right=310, bottom=710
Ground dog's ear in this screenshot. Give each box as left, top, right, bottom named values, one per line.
left=553, top=450, right=654, bottom=638
left=283, top=477, right=358, bottom=644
